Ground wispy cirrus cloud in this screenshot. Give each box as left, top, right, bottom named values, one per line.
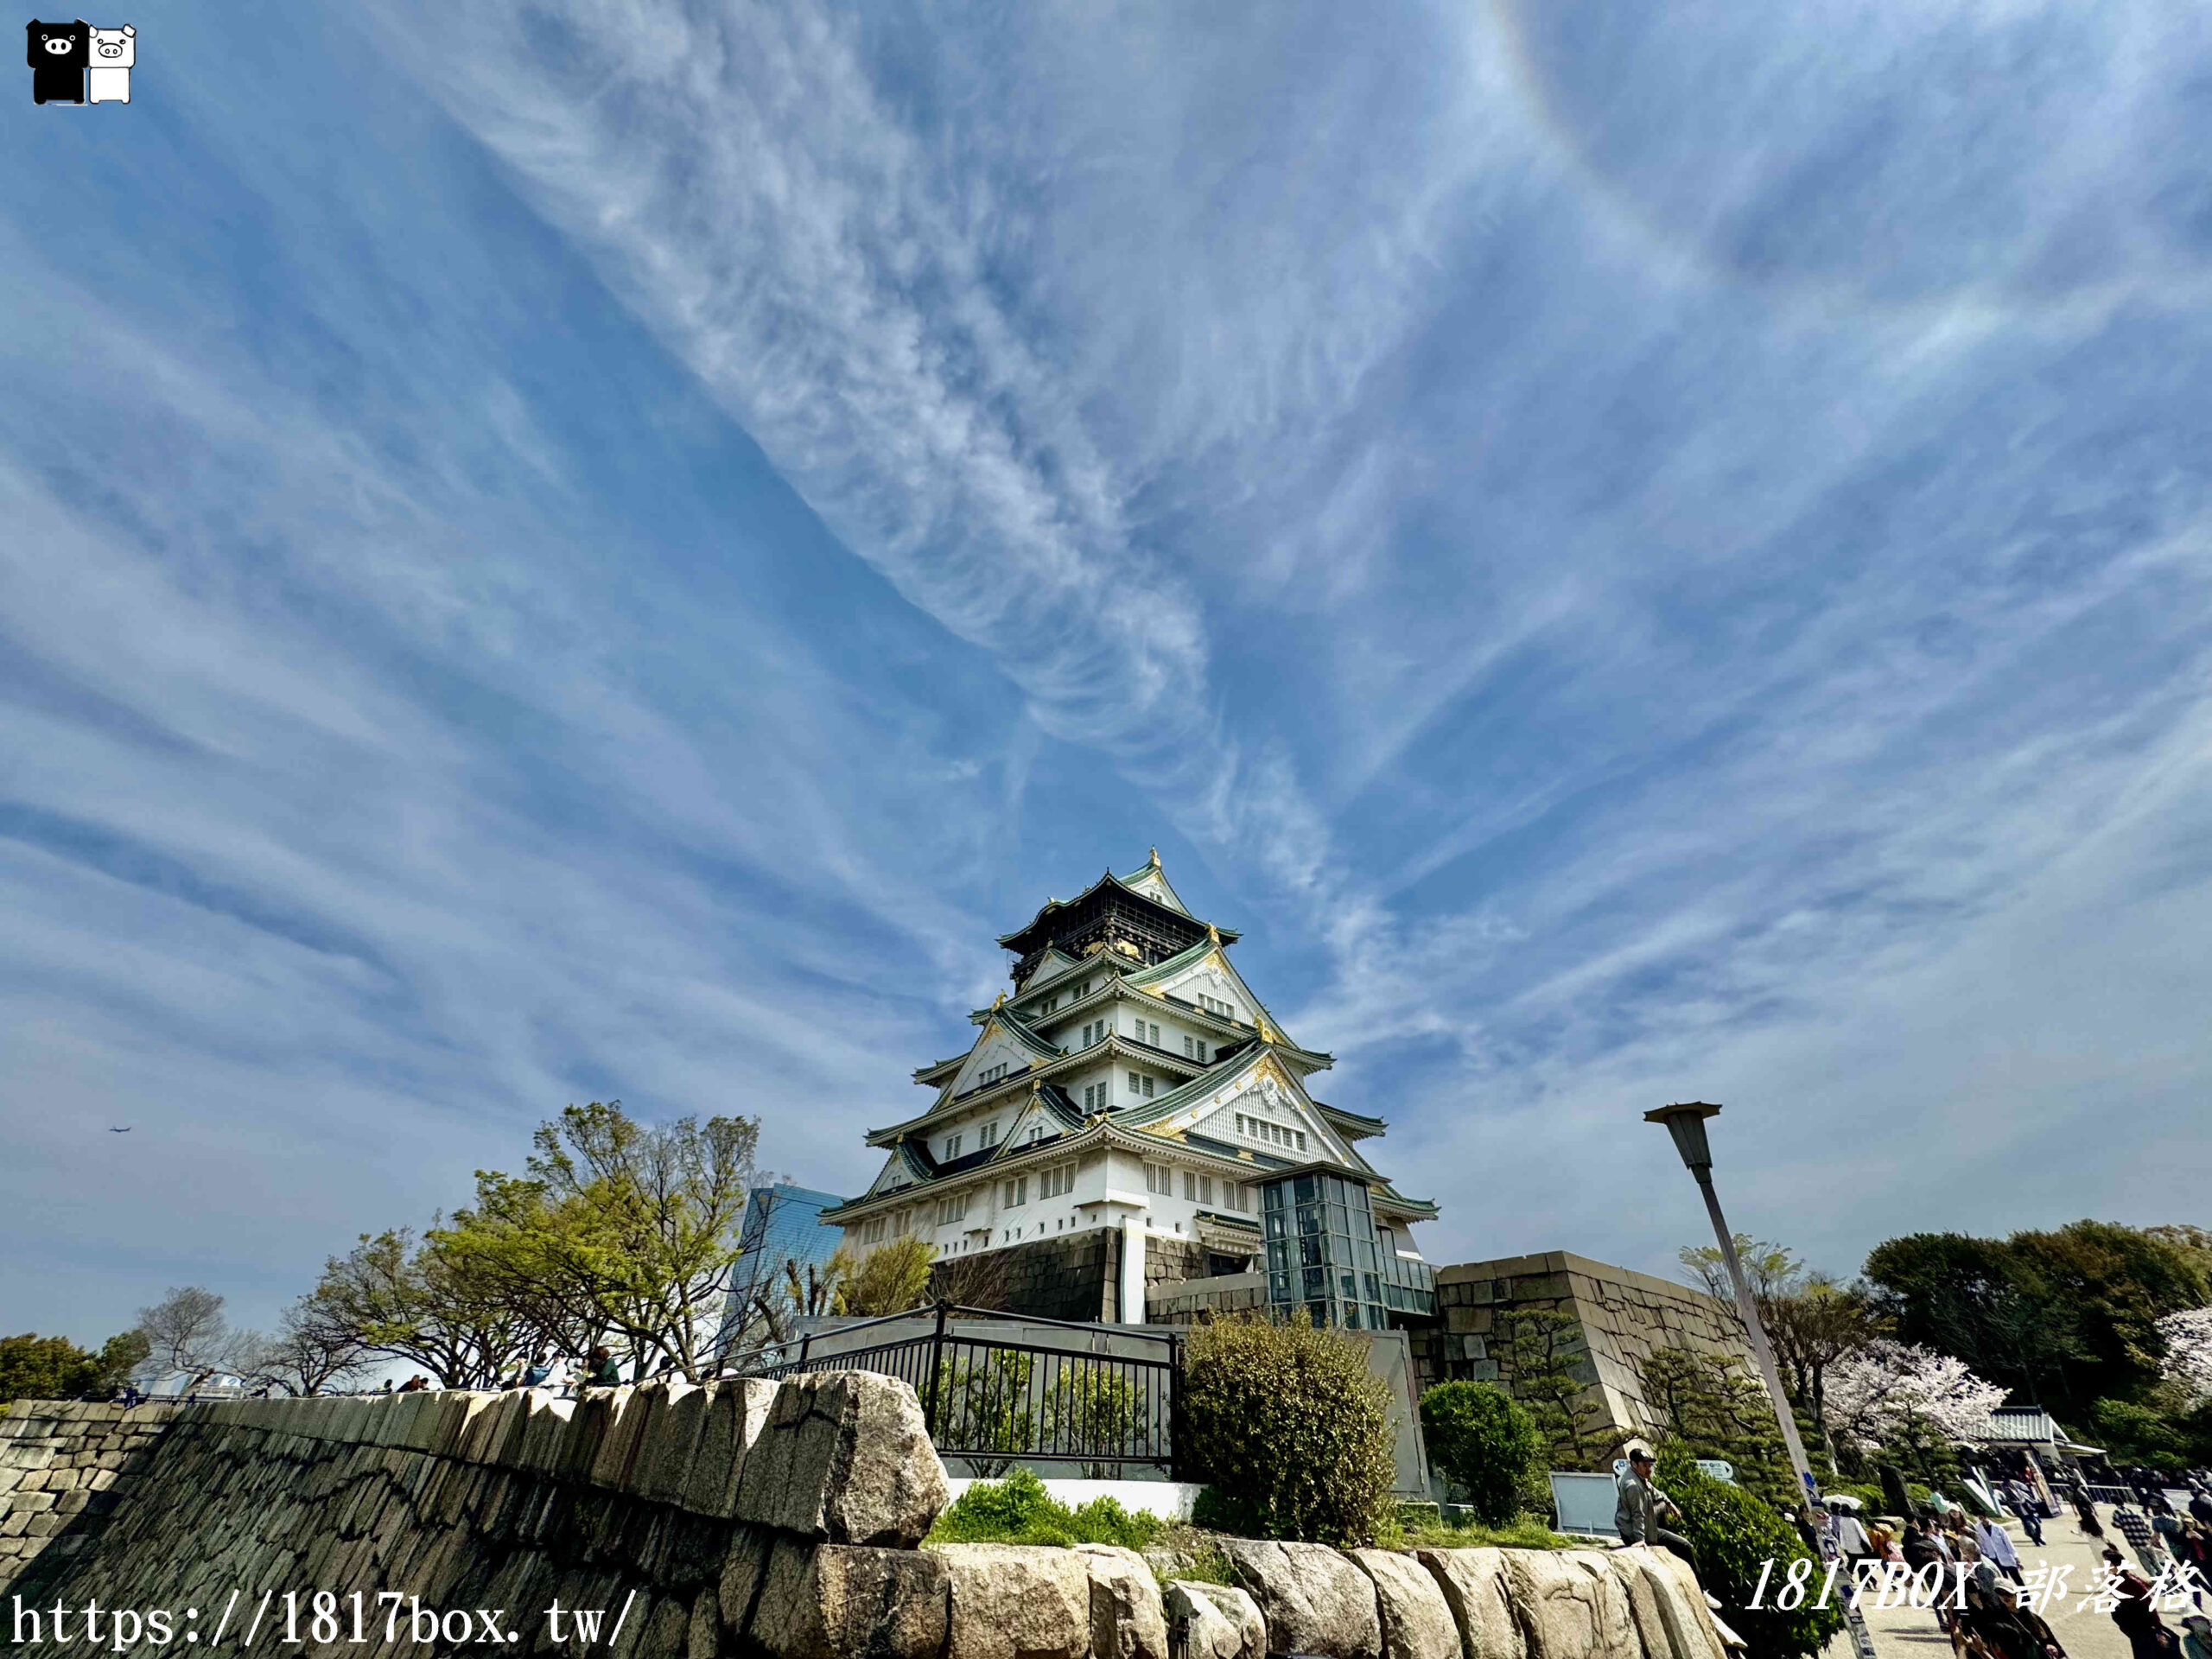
left=6, top=0, right=2212, bottom=1346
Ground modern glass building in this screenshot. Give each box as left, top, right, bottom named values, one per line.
left=1262, top=1168, right=1436, bottom=1330
left=719, top=1183, right=848, bottom=1354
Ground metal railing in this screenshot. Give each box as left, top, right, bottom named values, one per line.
left=725, top=1302, right=1183, bottom=1477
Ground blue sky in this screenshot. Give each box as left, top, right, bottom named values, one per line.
left=7, top=1, right=2212, bottom=1347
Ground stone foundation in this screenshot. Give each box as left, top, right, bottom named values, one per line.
left=3, top=1381, right=1732, bottom=1659
left=1410, top=1251, right=1753, bottom=1452
left=930, top=1228, right=1216, bottom=1324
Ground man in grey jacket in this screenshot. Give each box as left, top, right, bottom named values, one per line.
left=1617, top=1448, right=1698, bottom=1571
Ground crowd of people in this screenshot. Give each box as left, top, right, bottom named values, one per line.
left=1818, top=1459, right=2212, bottom=1659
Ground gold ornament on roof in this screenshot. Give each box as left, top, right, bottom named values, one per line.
left=1148, top=846, right=1160, bottom=867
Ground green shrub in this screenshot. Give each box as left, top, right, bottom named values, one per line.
left=1656, top=1445, right=1840, bottom=1659
left=925, top=1467, right=1162, bottom=1549
left=1421, top=1381, right=1548, bottom=1525
left=1180, top=1313, right=1396, bottom=1547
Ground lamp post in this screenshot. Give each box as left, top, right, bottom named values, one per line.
left=1646, top=1103, right=1878, bottom=1659
left=1643, top=1102, right=1820, bottom=1517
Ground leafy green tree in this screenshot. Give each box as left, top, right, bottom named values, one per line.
left=309, top=1226, right=537, bottom=1388
left=1656, top=1445, right=1840, bottom=1659
left=1679, top=1236, right=1883, bottom=1454
left=437, top=1101, right=762, bottom=1382
left=1420, top=1381, right=1547, bottom=1524
left=836, top=1236, right=936, bottom=1317
left=934, top=1351, right=1037, bottom=1478
left=1636, top=1346, right=1796, bottom=1512
left=1865, top=1221, right=2211, bottom=1421
left=1047, top=1366, right=1147, bottom=1479
left=1182, top=1313, right=1395, bottom=1546
left=1495, top=1307, right=1609, bottom=1469
left=0, top=1331, right=147, bottom=1402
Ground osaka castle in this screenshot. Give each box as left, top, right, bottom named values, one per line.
left=821, top=852, right=1440, bottom=1328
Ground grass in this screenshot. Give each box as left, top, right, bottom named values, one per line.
left=925, top=1470, right=1577, bottom=1565
left=925, top=1468, right=1165, bottom=1550
left=1390, top=1515, right=1579, bottom=1551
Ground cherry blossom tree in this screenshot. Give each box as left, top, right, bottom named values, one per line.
left=2157, top=1307, right=2212, bottom=1402
left=1823, top=1339, right=2009, bottom=1453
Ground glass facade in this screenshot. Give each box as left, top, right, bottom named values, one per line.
left=1261, top=1172, right=1435, bottom=1329
left=720, top=1184, right=849, bottom=1353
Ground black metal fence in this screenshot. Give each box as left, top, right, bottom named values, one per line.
left=726, top=1303, right=1183, bottom=1477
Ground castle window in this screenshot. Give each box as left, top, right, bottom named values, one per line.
left=977, top=1061, right=1008, bottom=1086
left=1182, top=1172, right=1214, bottom=1205
left=1197, top=993, right=1236, bottom=1021
left=936, top=1192, right=968, bottom=1226
left=1127, top=1071, right=1155, bottom=1098
left=980, top=1121, right=1001, bottom=1147
left=1041, top=1164, right=1075, bottom=1199
left=1144, top=1161, right=1173, bottom=1195
left=944, top=1134, right=962, bottom=1160
left=1002, top=1176, right=1027, bottom=1207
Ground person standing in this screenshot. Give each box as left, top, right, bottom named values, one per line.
left=2006, top=1478, right=2048, bottom=1548
left=1975, top=1513, right=2026, bottom=1585
left=2103, top=1545, right=2177, bottom=1659
left=1616, top=1448, right=1698, bottom=1575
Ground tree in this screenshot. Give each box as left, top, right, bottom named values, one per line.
left=1822, top=1339, right=2005, bottom=1485
left=1656, top=1445, right=1840, bottom=1659
left=1420, top=1381, right=1547, bottom=1525
left=1, top=1331, right=147, bottom=1403
left=2157, top=1307, right=2212, bottom=1402
left=308, top=1227, right=537, bottom=1389
left=136, top=1286, right=232, bottom=1386
left=241, top=1297, right=372, bottom=1396
left=438, top=1102, right=762, bottom=1382
left=1046, top=1366, right=1147, bottom=1480
left=933, top=1351, right=1037, bottom=1478
left=728, top=1251, right=852, bottom=1354
left=1495, top=1306, right=1609, bottom=1469
left=1636, top=1346, right=1795, bottom=1512
left=1864, top=1222, right=2212, bottom=1420
left=1182, top=1313, right=1396, bottom=1547
left=1680, top=1236, right=1883, bottom=1456
left=836, top=1237, right=936, bottom=1317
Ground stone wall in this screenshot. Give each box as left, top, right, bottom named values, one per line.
left=0, top=1400, right=188, bottom=1583
left=930, top=1228, right=1214, bottom=1324
left=3, top=1380, right=1732, bottom=1659
left=1413, top=1252, right=1753, bottom=1453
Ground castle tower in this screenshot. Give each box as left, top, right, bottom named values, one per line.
left=821, top=853, right=1440, bottom=1325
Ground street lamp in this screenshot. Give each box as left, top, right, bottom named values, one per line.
left=1643, top=1103, right=1818, bottom=1518
left=1646, top=1102, right=1876, bottom=1659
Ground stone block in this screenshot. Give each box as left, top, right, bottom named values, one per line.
left=1074, top=1544, right=1170, bottom=1659
left=1412, top=1547, right=1525, bottom=1659
left=1349, top=1549, right=1458, bottom=1659
left=632, top=1382, right=705, bottom=1502
left=746, top=1537, right=951, bottom=1659
left=1222, top=1539, right=1381, bottom=1658
left=432, top=1392, right=496, bottom=1459
left=733, top=1373, right=948, bottom=1548
left=1502, top=1548, right=1633, bottom=1659
left=513, top=1393, right=577, bottom=1476
left=682, top=1378, right=774, bottom=1519
left=1635, top=1548, right=1726, bottom=1659
left=932, top=1542, right=1090, bottom=1659
left=716, top=1524, right=779, bottom=1637
left=1605, top=1548, right=1676, bottom=1659
left=1162, top=1581, right=1264, bottom=1659
left=588, top=1386, right=646, bottom=1489
left=1561, top=1553, right=1641, bottom=1659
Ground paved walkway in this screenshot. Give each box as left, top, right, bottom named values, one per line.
left=1826, top=1504, right=2191, bottom=1659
